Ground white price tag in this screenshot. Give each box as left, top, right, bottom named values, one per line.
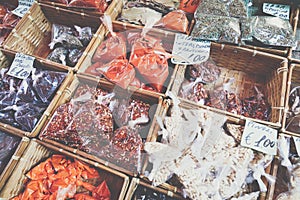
left=293, top=136, right=300, bottom=156
left=263, top=3, right=290, bottom=20
left=171, top=33, right=211, bottom=65
left=7, top=53, right=35, bottom=79
left=241, top=119, right=278, bottom=155
left=12, top=0, right=34, bottom=18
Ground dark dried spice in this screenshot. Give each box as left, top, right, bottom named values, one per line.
left=31, top=69, right=66, bottom=103
left=134, top=186, right=175, bottom=200
left=112, top=99, right=131, bottom=127
left=15, top=79, right=40, bottom=106
left=53, top=33, right=83, bottom=49
left=47, top=47, right=68, bottom=65
left=0, top=131, right=20, bottom=173
left=0, top=109, right=20, bottom=128
left=67, top=48, right=83, bottom=67
left=15, top=103, right=47, bottom=132
left=179, top=80, right=209, bottom=105
left=75, top=26, right=92, bottom=47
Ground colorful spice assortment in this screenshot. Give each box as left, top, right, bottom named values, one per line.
left=40, top=83, right=151, bottom=172
left=0, top=68, right=66, bottom=131
left=11, top=154, right=111, bottom=200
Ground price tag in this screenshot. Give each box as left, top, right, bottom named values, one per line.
left=171, top=33, right=211, bottom=65
left=263, top=3, right=290, bottom=20
left=241, top=119, right=278, bottom=155
left=7, top=53, right=35, bottom=79
left=293, top=136, right=300, bottom=156
left=12, top=0, right=34, bottom=18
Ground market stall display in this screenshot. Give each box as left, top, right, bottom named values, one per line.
left=0, top=0, right=299, bottom=199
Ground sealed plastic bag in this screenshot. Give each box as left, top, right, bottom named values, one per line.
left=129, top=35, right=170, bottom=92
left=242, top=16, right=296, bottom=47
left=195, top=0, right=248, bottom=18
left=154, top=10, right=189, bottom=33
left=91, top=32, right=127, bottom=64
left=191, top=14, right=241, bottom=44
left=0, top=131, right=20, bottom=173
left=31, top=68, right=66, bottom=103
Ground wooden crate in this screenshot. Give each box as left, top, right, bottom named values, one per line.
left=38, top=73, right=164, bottom=176
left=0, top=48, right=73, bottom=137
left=170, top=43, right=288, bottom=128
left=0, top=139, right=129, bottom=200
left=2, top=2, right=102, bottom=71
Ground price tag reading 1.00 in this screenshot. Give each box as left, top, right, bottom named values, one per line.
left=172, top=33, right=211, bottom=65
left=241, top=119, right=278, bottom=155
left=263, top=3, right=290, bottom=20
left=7, top=53, right=35, bottom=79
left=12, top=0, right=34, bottom=18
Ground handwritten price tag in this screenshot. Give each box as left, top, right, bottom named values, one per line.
left=7, top=53, right=35, bottom=79
left=12, top=0, right=34, bottom=18
left=293, top=136, right=300, bottom=156
left=241, top=119, right=278, bottom=155
left=263, top=3, right=290, bottom=20
left=171, top=33, right=211, bottom=65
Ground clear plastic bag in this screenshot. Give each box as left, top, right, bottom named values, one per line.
left=154, top=10, right=189, bottom=33
left=191, top=14, right=241, bottom=44
left=129, top=35, right=170, bottom=92
left=31, top=68, right=67, bottom=103
left=0, top=131, right=20, bottom=173
left=195, top=0, right=248, bottom=18
left=242, top=16, right=296, bottom=47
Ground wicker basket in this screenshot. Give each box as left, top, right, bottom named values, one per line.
left=0, top=139, right=129, bottom=200
left=0, top=124, right=30, bottom=191
left=2, top=2, right=103, bottom=71
left=282, top=63, right=300, bottom=136
left=38, top=73, right=164, bottom=176
left=77, top=20, right=179, bottom=97
left=170, top=42, right=288, bottom=128
left=142, top=98, right=274, bottom=200
left=37, top=0, right=123, bottom=17
left=125, top=178, right=187, bottom=200
left=0, top=48, right=73, bottom=137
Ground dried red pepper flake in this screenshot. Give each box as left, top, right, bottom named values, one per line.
left=12, top=155, right=111, bottom=200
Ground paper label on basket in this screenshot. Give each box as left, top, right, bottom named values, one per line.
left=293, top=136, right=300, bottom=156
left=7, top=53, right=35, bottom=79
left=263, top=3, right=290, bottom=20
left=171, top=33, right=211, bottom=65
left=241, top=119, right=278, bottom=155
left=12, top=0, right=34, bottom=17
